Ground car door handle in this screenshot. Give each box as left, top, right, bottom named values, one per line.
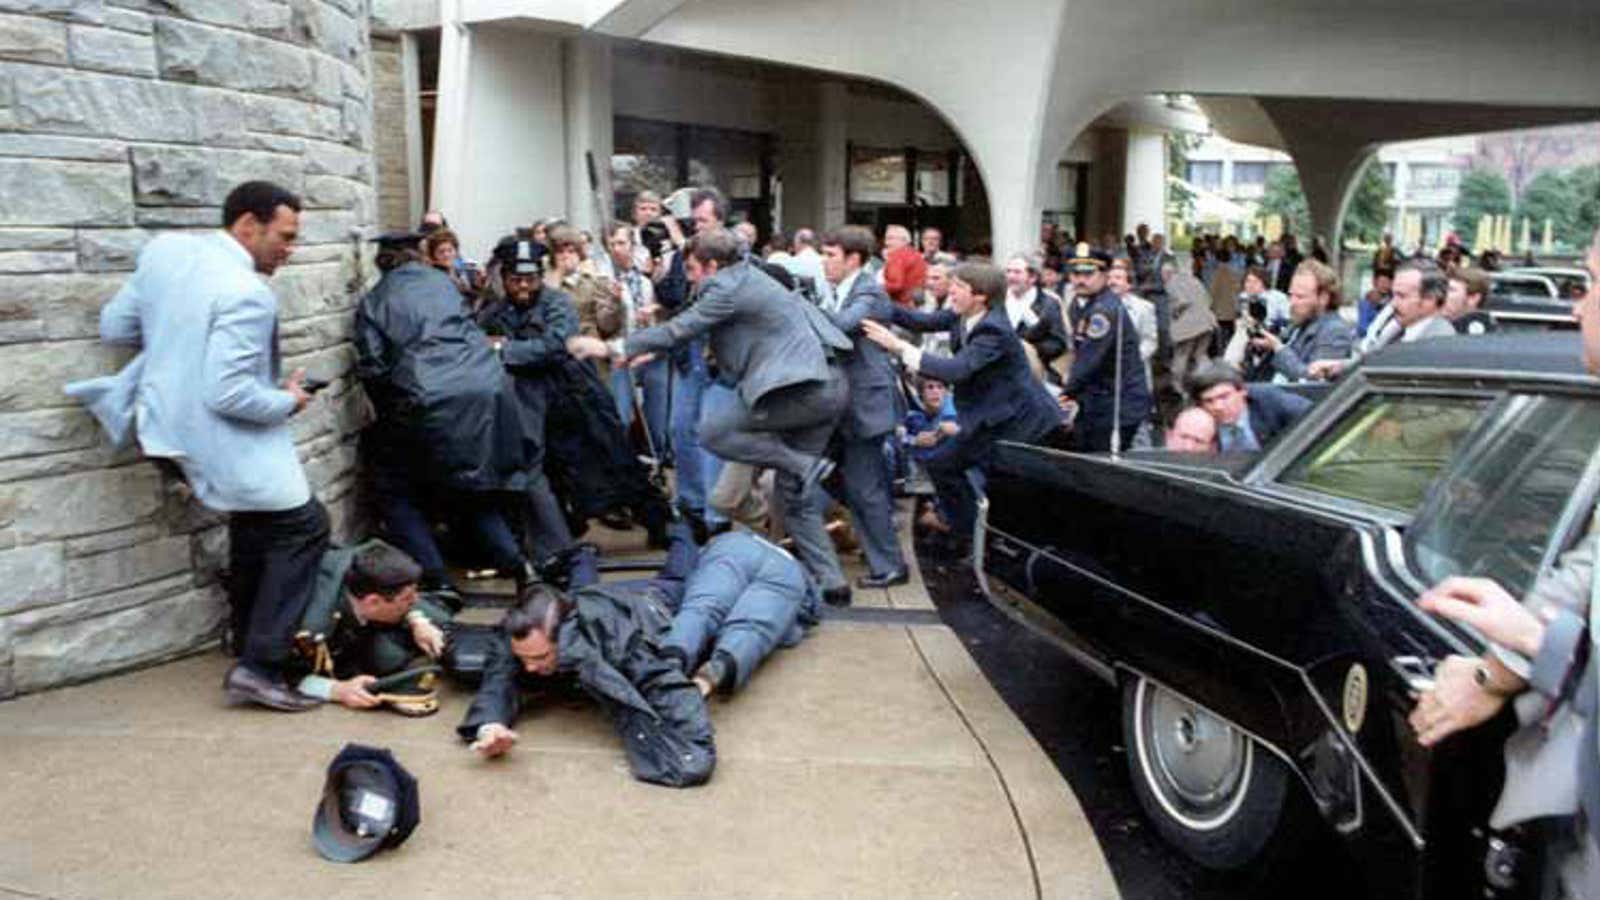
left=1389, top=655, right=1436, bottom=696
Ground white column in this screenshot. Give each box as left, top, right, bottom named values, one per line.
left=817, top=81, right=848, bottom=228
left=563, top=36, right=614, bottom=234
left=400, top=31, right=425, bottom=227
left=427, top=0, right=472, bottom=221
left=1121, top=129, right=1166, bottom=237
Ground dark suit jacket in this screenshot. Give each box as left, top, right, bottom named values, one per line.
left=890, top=304, right=1061, bottom=444
left=831, top=273, right=904, bottom=439
left=625, top=261, right=851, bottom=410
left=1016, top=289, right=1069, bottom=371
left=1246, top=384, right=1313, bottom=446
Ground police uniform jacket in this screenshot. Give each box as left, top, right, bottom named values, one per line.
left=1064, top=288, right=1152, bottom=429
left=830, top=274, right=904, bottom=440
left=354, top=261, right=529, bottom=492
left=293, top=542, right=454, bottom=681
left=457, top=582, right=716, bottom=788
left=475, top=287, right=580, bottom=458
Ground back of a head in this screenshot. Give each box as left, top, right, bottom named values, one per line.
left=1186, top=359, right=1244, bottom=399
left=686, top=227, right=742, bottom=267
left=502, top=584, right=571, bottom=640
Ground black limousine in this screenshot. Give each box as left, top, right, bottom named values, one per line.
left=976, top=333, right=1598, bottom=898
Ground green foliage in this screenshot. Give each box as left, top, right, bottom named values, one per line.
left=1565, top=165, right=1600, bottom=247
left=1259, top=165, right=1309, bottom=238
left=1451, top=168, right=1512, bottom=237
left=1341, top=161, right=1393, bottom=245
left=1166, top=132, right=1200, bottom=221
left=1518, top=170, right=1577, bottom=246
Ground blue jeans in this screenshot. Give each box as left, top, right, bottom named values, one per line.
left=611, top=356, right=671, bottom=458
left=670, top=345, right=727, bottom=525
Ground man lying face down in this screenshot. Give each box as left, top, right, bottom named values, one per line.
left=457, top=524, right=821, bottom=787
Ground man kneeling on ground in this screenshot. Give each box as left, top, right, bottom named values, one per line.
left=291, top=540, right=453, bottom=716
left=457, top=526, right=820, bottom=787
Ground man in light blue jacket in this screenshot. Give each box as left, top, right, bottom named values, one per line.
left=67, top=182, right=325, bottom=712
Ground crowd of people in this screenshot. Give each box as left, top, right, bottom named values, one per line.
left=65, top=173, right=1600, bottom=890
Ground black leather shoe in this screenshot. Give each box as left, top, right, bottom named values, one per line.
left=800, top=457, right=837, bottom=498
left=856, top=568, right=910, bottom=589
left=822, top=585, right=852, bottom=607
left=223, top=664, right=319, bottom=712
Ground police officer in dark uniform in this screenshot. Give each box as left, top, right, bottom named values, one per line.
left=1062, top=242, right=1151, bottom=453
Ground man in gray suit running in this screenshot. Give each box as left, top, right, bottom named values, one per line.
left=624, top=228, right=856, bottom=605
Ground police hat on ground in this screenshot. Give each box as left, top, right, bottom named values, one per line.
left=311, top=743, right=420, bottom=863
left=1066, top=241, right=1112, bottom=274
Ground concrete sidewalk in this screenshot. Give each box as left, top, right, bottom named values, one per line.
left=0, top=526, right=1117, bottom=899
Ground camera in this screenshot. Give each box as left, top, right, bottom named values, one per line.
left=639, top=220, right=671, bottom=260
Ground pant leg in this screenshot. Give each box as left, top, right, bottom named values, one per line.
left=234, top=498, right=330, bottom=676
left=369, top=459, right=449, bottom=584
left=523, top=472, right=574, bottom=560
left=461, top=494, right=527, bottom=574
left=662, top=556, right=739, bottom=668
left=776, top=469, right=846, bottom=590
left=609, top=366, right=635, bottom=429
left=840, top=433, right=905, bottom=577
left=697, top=381, right=736, bottom=527
left=923, top=431, right=987, bottom=538
left=698, top=371, right=847, bottom=478
left=639, top=355, right=672, bottom=459
left=708, top=461, right=756, bottom=522
left=670, top=353, right=709, bottom=515
left=713, top=579, right=803, bottom=693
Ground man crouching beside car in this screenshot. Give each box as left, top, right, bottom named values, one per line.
left=1409, top=232, right=1600, bottom=899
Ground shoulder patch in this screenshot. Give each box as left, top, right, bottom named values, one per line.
left=1085, top=312, right=1111, bottom=340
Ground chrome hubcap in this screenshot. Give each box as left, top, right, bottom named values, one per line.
left=1136, top=679, right=1252, bottom=830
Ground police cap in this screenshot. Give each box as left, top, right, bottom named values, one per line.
left=492, top=235, right=546, bottom=276
left=311, top=744, right=420, bottom=863
left=1066, top=241, right=1111, bottom=273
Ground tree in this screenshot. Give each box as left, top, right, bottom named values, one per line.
left=1517, top=170, right=1578, bottom=247
left=1341, top=160, right=1393, bottom=245
left=1259, top=165, right=1309, bottom=239
left=1166, top=131, right=1200, bottom=223
left=1569, top=165, right=1600, bottom=247
left=1451, top=168, right=1512, bottom=237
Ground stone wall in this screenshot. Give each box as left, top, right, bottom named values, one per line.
left=0, top=0, right=379, bottom=698
left=369, top=32, right=411, bottom=230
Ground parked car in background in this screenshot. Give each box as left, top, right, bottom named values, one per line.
left=1487, top=271, right=1581, bottom=331
left=977, top=333, right=1599, bottom=899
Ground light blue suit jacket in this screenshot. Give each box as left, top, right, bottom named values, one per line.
left=65, top=232, right=310, bottom=512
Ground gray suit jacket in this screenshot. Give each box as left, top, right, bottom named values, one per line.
left=1270, top=312, right=1354, bottom=381
left=829, top=274, right=902, bottom=439
left=625, top=261, right=850, bottom=410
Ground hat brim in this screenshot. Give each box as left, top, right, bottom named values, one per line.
left=312, top=796, right=384, bottom=863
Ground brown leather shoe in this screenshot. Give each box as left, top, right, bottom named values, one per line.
left=223, top=664, right=320, bottom=712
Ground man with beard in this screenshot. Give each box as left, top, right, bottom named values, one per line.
left=354, top=232, right=545, bottom=593
left=478, top=239, right=671, bottom=548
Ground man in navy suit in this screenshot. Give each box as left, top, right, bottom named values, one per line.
left=863, top=262, right=1063, bottom=548
left=822, top=226, right=910, bottom=589
left=1186, top=360, right=1311, bottom=452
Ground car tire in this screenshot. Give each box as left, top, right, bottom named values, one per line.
left=1121, top=675, right=1308, bottom=872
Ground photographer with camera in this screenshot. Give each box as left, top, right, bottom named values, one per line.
left=1246, top=260, right=1353, bottom=383
left=1222, top=266, right=1290, bottom=381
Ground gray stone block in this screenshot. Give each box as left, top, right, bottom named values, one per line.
left=0, top=337, right=131, bottom=412
left=8, top=64, right=247, bottom=143
left=0, top=272, right=125, bottom=341
left=146, top=0, right=290, bottom=36
left=154, top=17, right=309, bottom=98
left=66, top=534, right=189, bottom=598
left=133, top=207, right=218, bottom=228
left=280, top=311, right=353, bottom=356
left=0, top=409, right=100, bottom=461
left=302, top=174, right=362, bottom=209
left=0, top=0, right=104, bottom=22
left=0, top=133, right=126, bottom=161
left=9, top=582, right=222, bottom=692
left=63, top=522, right=163, bottom=557
left=0, top=542, right=64, bottom=615
left=274, top=261, right=350, bottom=319
left=0, top=228, right=73, bottom=251
left=101, top=6, right=149, bottom=34
left=68, top=23, right=154, bottom=75
left=296, top=208, right=358, bottom=245
left=0, top=11, right=66, bottom=63
left=76, top=228, right=150, bottom=271
left=189, top=523, right=226, bottom=585
left=0, top=444, right=139, bottom=485
left=302, top=139, right=369, bottom=180
left=131, top=146, right=302, bottom=207
left=308, top=53, right=341, bottom=104
left=0, top=465, right=163, bottom=542
left=0, top=158, right=130, bottom=227
left=0, top=250, right=75, bottom=273
left=246, top=93, right=342, bottom=141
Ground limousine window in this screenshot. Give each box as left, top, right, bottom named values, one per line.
left=1408, top=394, right=1600, bottom=596
left=1277, top=393, right=1488, bottom=512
